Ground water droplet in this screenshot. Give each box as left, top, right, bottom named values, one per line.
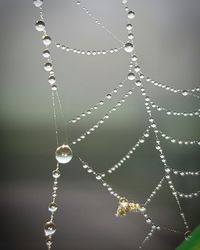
left=51, top=85, right=57, bottom=91
left=126, top=24, right=133, bottom=31
left=44, top=221, right=56, bottom=236
left=135, top=80, right=142, bottom=86
left=134, top=65, right=140, bottom=72
left=131, top=55, right=137, bottom=61
left=43, top=36, right=52, bottom=46
left=48, top=76, right=56, bottom=85
left=184, top=231, right=192, bottom=240
left=128, top=11, right=135, bottom=19
left=46, top=238, right=53, bottom=247
left=33, top=0, right=43, bottom=7
left=44, top=62, right=53, bottom=71
left=182, top=90, right=188, bottom=96
left=128, top=33, right=134, bottom=39
left=128, top=72, right=135, bottom=80
left=76, top=1, right=80, bottom=4
left=122, top=0, right=128, bottom=4
left=55, top=145, right=73, bottom=164
left=48, top=202, right=58, bottom=212
left=124, top=42, right=134, bottom=53
left=96, top=174, right=102, bottom=180
left=106, top=94, right=112, bottom=99
left=35, top=20, right=45, bottom=31
left=52, top=169, right=60, bottom=178
left=42, top=49, right=50, bottom=58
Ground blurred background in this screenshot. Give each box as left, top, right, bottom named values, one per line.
left=0, top=0, right=200, bottom=249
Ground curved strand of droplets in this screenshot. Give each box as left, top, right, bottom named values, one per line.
left=71, top=87, right=135, bottom=145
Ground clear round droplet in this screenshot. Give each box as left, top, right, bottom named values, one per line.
left=106, top=94, right=112, bottom=99
left=48, top=202, right=58, bottom=212
left=96, top=174, right=102, bottom=180
left=44, top=221, right=56, bottom=236
left=135, top=80, right=142, bottom=86
left=124, top=42, right=134, bottom=53
left=35, top=20, right=45, bottom=31
left=33, top=0, right=43, bottom=7
left=122, top=0, right=128, bottom=4
left=128, top=33, right=134, bottom=40
left=51, top=85, right=57, bottom=91
left=43, top=36, right=52, bottom=46
left=46, top=238, right=53, bottom=247
left=182, top=90, right=188, bottom=96
left=184, top=231, right=191, bottom=240
left=48, top=76, right=56, bottom=85
left=42, top=49, right=50, bottom=58
left=126, top=24, right=133, bottom=31
left=55, top=145, right=73, bottom=164
left=134, top=65, right=141, bottom=72
left=131, top=55, right=137, bottom=61
left=52, top=169, right=60, bottom=178
left=44, top=62, right=53, bottom=72
left=128, top=11, right=135, bottom=19
left=128, top=72, right=135, bottom=80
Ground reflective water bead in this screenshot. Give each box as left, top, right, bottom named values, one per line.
left=131, top=55, right=137, bottom=61
left=76, top=1, right=80, bottom=4
left=135, top=80, right=141, bottom=86
left=35, top=20, right=45, bottom=32
left=182, top=90, right=188, bottom=96
left=46, top=238, right=53, bottom=247
left=33, top=0, right=43, bottom=7
left=96, top=174, right=102, bottom=180
left=51, top=85, right=57, bottom=91
left=55, top=144, right=73, bottom=164
left=128, top=72, right=135, bottom=80
left=44, top=62, right=53, bottom=72
left=134, top=65, right=141, bottom=72
left=43, top=36, right=52, bottom=46
left=52, top=169, right=60, bottom=178
left=48, top=76, right=56, bottom=85
left=48, top=202, right=58, bottom=212
left=44, top=221, right=56, bottom=236
left=122, top=0, right=128, bottom=4
left=42, top=49, right=50, bottom=58
left=128, top=11, right=135, bottom=19
left=128, top=33, right=134, bottom=39
left=124, top=42, right=134, bottom=53
left=106, top=94, right=112, bottom=99
left=184, top=231, right=192, bottom=240
left=126, top=24, right=133, bottom=31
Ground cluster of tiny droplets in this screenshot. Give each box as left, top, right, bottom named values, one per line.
left=158, top=130, right=200, bottom=146
left=139, top=225, right=157, bottom=249
left=75, top=1, right=124, bottom=45
left=78, top=157, right=122, bottom=199
left=33, top=0, right=200, bottom=248
left=171, top=168, right=199, bottom=176
left=178, top=191, right=200, bottom=199
left=150, top=100, right=200, bottom=117
left=71, top=87, right=135, bottom=145
left=55, top=42, right=124, bottom=55
left=144, top=176, right=165, bottom=206
left=69, top=58, right=134, bottom=125
left=107, top=128, right=150, bottom=174
left=146, top=77, right=200, bottom=99
left=68, top=79, right=127, bottom=124
left=44, top=165, right=61, bottom=249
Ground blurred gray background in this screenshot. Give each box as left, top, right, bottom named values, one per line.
left=0, top=0, right=200, bottom=249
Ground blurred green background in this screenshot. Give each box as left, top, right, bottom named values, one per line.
left=0, top=0, right=200, bottom=249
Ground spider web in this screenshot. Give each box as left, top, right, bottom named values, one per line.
left=34, top=0, right=200, bottom=249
